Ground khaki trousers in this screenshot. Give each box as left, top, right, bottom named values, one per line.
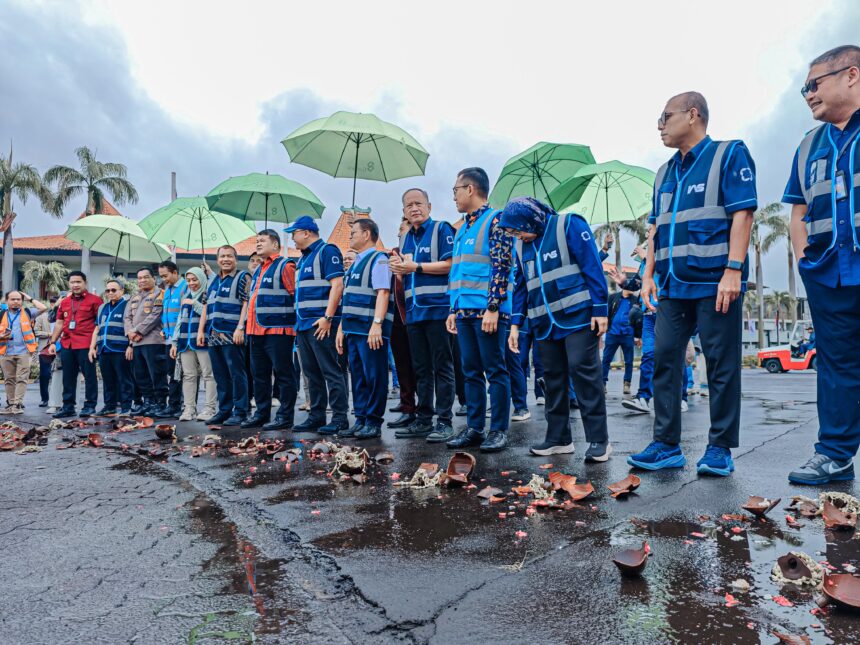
left=179, top=349, right=217, bottom=417
left=1, top=353, right=32, bottom=406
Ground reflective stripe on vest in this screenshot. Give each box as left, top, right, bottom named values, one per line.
left=449, top=208, right=512, bottom=313
left=519, top=214, right=592, bottom=340
left=794, top=123, right=860, bottom=260
left=296, top=242, right=338, bottom=320
left=161, top=280, right=186, bottom=338
left=206, top=271, right=247, bottom=334
left=176, top=302, right=203, bottom=352
left=251, top=257, right=296, bottom=328
left=96, top=299, right=129, bottom=353
left=342, top=250, right=394, bottom=338
left=0, top=309, right=37, bottom=355
left=402, top=220, right=449, bottom=310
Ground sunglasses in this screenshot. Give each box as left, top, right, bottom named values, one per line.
left=801, top=66, right=853, bottom=98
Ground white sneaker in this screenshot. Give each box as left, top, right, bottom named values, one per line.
left=681, top=400, right=689, bottom=413
left=536, top=396, right=545, bottom=406
left=621, top=397, right=651, bottom=414
left=511, top=409, right=531, bottom=422
left=46, top=406, right=57, bottom=414
left=178, top=410, right=196, bottom=422
left=530, top=442, right=575, bottom=456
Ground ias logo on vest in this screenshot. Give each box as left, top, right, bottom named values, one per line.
left=542, top=250, right=558, bottom=261
left=687, top=183, right=705, bottom=195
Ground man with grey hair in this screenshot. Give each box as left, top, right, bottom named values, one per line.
left=783, top=45, right=860, bottom=485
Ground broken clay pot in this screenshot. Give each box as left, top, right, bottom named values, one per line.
left=770, top=631, right=812, bottom=645
left=154, top=424, right=177, bottom=441
left=445, top=452, right=476, bottom=486
left=819, top=573, right=860, bottom=611
left=566, top=481, right=595, bottom=501
left=607, top=474, right=641, bottom=498
left=612, top=542, right=649, bottom=577
left=742, top=495, right=781, bottom=518
left=87, top=433, right=104, bottom=447
left=821, top=500, right=857, bottom=531
left=477, top=486, right=504, bottom=500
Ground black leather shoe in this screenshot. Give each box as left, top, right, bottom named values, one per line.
left=154, top=406, right=179, bottom=419
left=294, top=419, right=323, bottom=432
left=53, top=406, right=77, bottom=419
left=205, top=411, right=230, bottom=425
left=446, top=427, right=486, bottom=448
left=336, top=423, right=363, bottom=438
left=39, top=401, right=49, bottom=408
left=388, top=413, right=415, bottom=429
left=480, top=431, right=508, bottom=453
left=388, top=403, right=404, bottom=413
left=120, top=407, right=132, bottom=415
left=355, top=425, right=381, bottom=439
left=96, top=406, right=118, bottom=416
left=130, top=402, right=150, bottom=415
left=318, top=421, right=349, bottom=436
left=79, top=407, right=97, bottom=417
left=263, top=417, right=292, bottom=431
left=395, top=420, right=433, bottom=439
left=240, top=415, right=266, bottom=429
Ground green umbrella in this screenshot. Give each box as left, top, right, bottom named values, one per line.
left=553, top=161, right=656, bottom=225
left=65, top=214, right=171, bottom=273
left=205, top=172, right=325, bottom=228
left=488, top=142, right=595, bottom=210
left=281, top=110, right=429, bottom=207
left=139, top=197, right=257, bottom=262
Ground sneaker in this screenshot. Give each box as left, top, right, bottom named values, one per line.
left=585, top=442, right=612, bottom=463
left=623, top=381, right=631, bottom=396
left=53, top=406, right=77, bottom=419
left=536, top=396, right=545, bottom=406
left=455, top=404, right=467, bottom=417
left=1, top=405, right=15, bottom=415
left=355, top=425, right=382, bottom=440
left=46, top=406, right=57, bottom=414
left=388, top=387, right=400, bottom=400
left=680, top=400, right=689, bottom=413
left=621, top=397, right=651, bottom=414
left=530, top=441, right=575, bottom=456
left=178, top=410, right=196, bottom=422
left=426, top=422, right=455, bottom=444
left=337, top=423, right=363, bottom=438
left=299, top=401, right=310, bottom=411
left=627, top=441, right=686, bottom=470
left=536, top=377, right=546, bottom=397
left=788, top=453, right=854, bottom=485
left=395, top=420, right=433, bottom=439
left=511, top=409, right=531, bottom=422
left=39, top=401, right=49, bottom=408
left=698, top=387, right=709, bottom=397
left=696, top=445, right=735, bottom=477
left=8, top=404, right=23, bottom=415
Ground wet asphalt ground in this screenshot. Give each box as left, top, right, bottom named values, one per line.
left=0, top=369, right=858, bottom=644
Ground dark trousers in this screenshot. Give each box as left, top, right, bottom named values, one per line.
left=530, top=338, right=545, bottom=398
left=249, top=334, right=296, bottom=422
left=38, top=354, right=53, bottom=403
left=346, top=334, right=389, bottom=428
left=803, top=276, right=860, bottom=461
left=244, top=341, right=255, bottom=402
left=391, top=318, right=417, bottom=414
left=209, top=343, right=249, bottom=417
left=165, top=351, right=182, bottom=409
left=653, top=296, right=743, bottom=448
left=506, top=329, right=529, bottom=411
left=297, top=329, right=349, bottom=426
left=132, top=344, right=169, bottom=405
left=407, top=319, right=455, bottom=424
left=455, top=318, right=510, bottom=432
left=60, top=347, right=98, bottom=408
left=98, top=351, right=133, bottom=409
left=602, top=332, right=635, bottom=383
left=538, top=328, right=608, bottom=445
left=451, top=335, right=466, bottom=405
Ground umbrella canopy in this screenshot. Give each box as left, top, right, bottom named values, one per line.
left=64, top=214, right=171, bottom=270
left=488, top=142, right=595, bottom=210
left=553, top=161, right=656, bottom=225
left=205, top=172, right=325, bottom=228
left=281, top=111, right=429, bottom=206
left=139, top=197, right=257, bottom=260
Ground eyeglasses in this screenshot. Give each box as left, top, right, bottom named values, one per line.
left=801, top=66, right=853, bottom=97
left=657, top=109, right=693, bottom=127
left=452, top=184, right=473, bottom=195
left=105, top=288, right=119, bottom=292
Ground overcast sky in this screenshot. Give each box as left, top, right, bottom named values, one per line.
left=2, top=0, right=858, bottom=292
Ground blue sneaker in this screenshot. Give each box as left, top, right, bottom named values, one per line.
left=627, top=441, right=686, bottom=470
left=696, top=445, right=735, bottom=477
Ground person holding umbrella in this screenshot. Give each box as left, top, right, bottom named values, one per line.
left=88, top=279, right=132, bottom=415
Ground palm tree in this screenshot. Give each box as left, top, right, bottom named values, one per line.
left=593, top=215, right=649, bottom=270
left=44, top=147, right=139, bottom=278
left=0, top=147, right=52, bottom=293
left=760, top=207, right=796, bottom=328
left=750, top=203, right=783, bottom=348
left=765, top=290, right=791, bottom=344
left=19, top=261, right=69, bottom=296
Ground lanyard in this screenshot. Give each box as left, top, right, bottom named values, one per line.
left=7, top=310, right=20, bottom=332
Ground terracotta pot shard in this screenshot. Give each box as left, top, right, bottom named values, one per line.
left=374, top=451, right=395, bottom=464
left=776, top=553, right=814, bottom=581
left=613, top=541, right=649, bottom=577
left=417, top=462, right=439, bottom=477
left=445, top=452, right=476, bottom=486
left=310, top=442, right=332, bottom=454
left=237, top=436, right=257, bottom=450
left=821, top=573, right=860, bottom=611
left=548, top=471, right=576, bottom=490
left=565, top=480, right=595, bottom=501
left=87, top=433, right=104, bottom=447
left=154, top=424, right=177, bottom=441
left=770, top=631, right=812, bottom=645
left=607, top=474, right=641, bottom=498
left=821, top=500, right=857, bottom=531
left=135, top=416, right=154, bottom=428
left=478, top=486, right=504, bottom=500
left=742, top=495, right=781, bottom=518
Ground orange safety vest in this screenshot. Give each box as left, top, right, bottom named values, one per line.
left=0, top=309, right=37, bottom=355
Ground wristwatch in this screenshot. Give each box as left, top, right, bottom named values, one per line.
left=725, top=260, right=744, bottom=272
left=324, top=315, right=334, bottom=322
left=373, top=317, right=383, bottom=325
left=415, top=263, right=424, bottom=274
left=486, top=303, right=499, bottom=313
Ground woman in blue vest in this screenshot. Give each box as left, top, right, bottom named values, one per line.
left=783, top=45, right=860, bottom=485
left=501, top=197, right=611, bottom=460
left=170, top=268, right=216, bottom=422
left=88, top=279, right=132, bottom=415
left=336, top=218, right=394, bottom=439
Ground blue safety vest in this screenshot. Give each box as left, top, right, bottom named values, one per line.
left=342, top=250, right=394, bottom=338
left=794, top=123, right=860, bottom=261
left=206, top=271, right=248, bottom=334
left=96, top=299, right=129, bottom=353
left=250, top=257, right=296, bottom=329
left=296, top=242, right=340, bottom=321
left=161, top=278, right=187, bottom=339
left=449, top=208, right=512, bottom=313
left=516, top=213, right=593, bottom=341
left=652, top=139, right=747, bottom=289
left=175, top=301, right=204, bottom=353
left=401, top=219, right=450, bottom=312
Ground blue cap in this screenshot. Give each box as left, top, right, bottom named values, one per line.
left=284, top=216, right=319, bottom=234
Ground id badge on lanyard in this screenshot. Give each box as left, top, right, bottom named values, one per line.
left=834, top=170, right=848, bottom=201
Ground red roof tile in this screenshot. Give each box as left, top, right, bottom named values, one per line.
left=327, top=208, right=386, bottom=253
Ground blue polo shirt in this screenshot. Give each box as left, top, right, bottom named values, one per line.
left=608, top=297, right=633, bottom=336
left=783, top=109, right=860, bottom=288
left=648, top=135, right=758, bottom=299
left=295, top=239, right=345, bottom=332
left=400, top=217, right=455, bottom=324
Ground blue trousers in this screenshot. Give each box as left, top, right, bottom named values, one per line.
left=802, top=276, right=860, bottom=461
left=346, top=334, right=389, bottom=428
left=635, top=313, right=656, bottom=400
left=506, top=329, right=529, bottom=411
left=388, top=346, right=399, bottom=388
left=208, top=343, right=249, bottom=417
left=601, top=332, right=634, bottom=383
left=456, top=318, right=510, bottom=432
